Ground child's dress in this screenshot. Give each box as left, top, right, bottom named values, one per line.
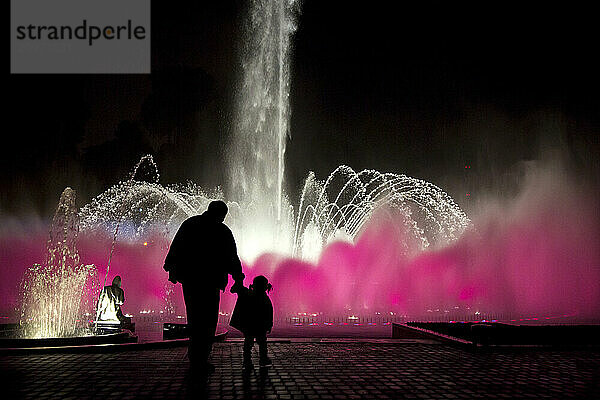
left=230, top=284, right=273, bottom=366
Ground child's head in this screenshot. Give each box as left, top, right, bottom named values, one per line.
left=250, top=275, right=272, bottom=293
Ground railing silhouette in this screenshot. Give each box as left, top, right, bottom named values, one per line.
left=131, top=311, right=595, bottom=326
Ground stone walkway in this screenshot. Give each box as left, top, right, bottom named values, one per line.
left=2, top=341, right=599, bottom=399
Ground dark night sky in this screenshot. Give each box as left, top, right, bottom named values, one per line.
left=4, top=1, right=599, bottom=219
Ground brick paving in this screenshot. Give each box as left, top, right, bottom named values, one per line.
left=2, top=341, right=599, bottom=399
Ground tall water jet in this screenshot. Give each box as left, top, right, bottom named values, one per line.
left=229, top=0, right=299, bottom=219
left=19, top=188, right=99, bottom=338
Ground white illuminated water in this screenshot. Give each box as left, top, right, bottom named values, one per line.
left=19, top=188, right=99, bottom=338
left=78, top=156, right=469, bottom=264
left=229, top=0, right=300, bottom=222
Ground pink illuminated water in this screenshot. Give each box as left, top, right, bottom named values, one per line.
left=242, top=179, right=600, bottom=320
left=2, top=171, right=599, bottom=325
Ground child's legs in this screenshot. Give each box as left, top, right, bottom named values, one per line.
left=243, top=336, right=254, bottom=360
left=256, top=334, right=268, bottom=360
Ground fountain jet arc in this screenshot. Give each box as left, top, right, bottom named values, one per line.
left=79, top=156, right=470, bottom=264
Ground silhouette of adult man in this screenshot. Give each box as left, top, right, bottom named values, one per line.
left=164, top=200, right=244, bottom=372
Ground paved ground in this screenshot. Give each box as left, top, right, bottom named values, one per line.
left=2, top=341, right=599, bottom=399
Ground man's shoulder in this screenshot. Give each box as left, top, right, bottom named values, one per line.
left=184, top=214, right=204, bottom=223
left=181, top=214, right=206, bottom=228
left=218, top=222, right=233, bottom=234
left=180, top=216, right=234, bottom=239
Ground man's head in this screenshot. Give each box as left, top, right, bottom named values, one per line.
left=112, top=275, right=122, bottom=288
left=206, top=200, right=228, bottom=222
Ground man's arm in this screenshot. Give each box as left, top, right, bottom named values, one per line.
left=230, top=280, right=248, bottom=294
left=224, top=226, right=244, bottom=282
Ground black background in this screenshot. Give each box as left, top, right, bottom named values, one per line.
left=4, top=1, right=599, bottom=218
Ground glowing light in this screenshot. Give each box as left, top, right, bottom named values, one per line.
left=19, top=188, right=99, bottom=338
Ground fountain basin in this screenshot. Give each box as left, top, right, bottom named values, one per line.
left=402, top=322, right=600, bottom=347
left=0, top=324, right=137, bottom=349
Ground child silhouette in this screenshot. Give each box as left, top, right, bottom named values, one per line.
left=230, top=275, right=274, bottom=370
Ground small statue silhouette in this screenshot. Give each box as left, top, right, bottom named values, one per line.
left=97, top=275, right=125, bottom=323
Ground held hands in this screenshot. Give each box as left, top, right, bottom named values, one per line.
left=167, top=269, right=179, bottom=284
left=164, top=263, right=179, bottom=284
left=230, top=273, right=245, bottom=293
